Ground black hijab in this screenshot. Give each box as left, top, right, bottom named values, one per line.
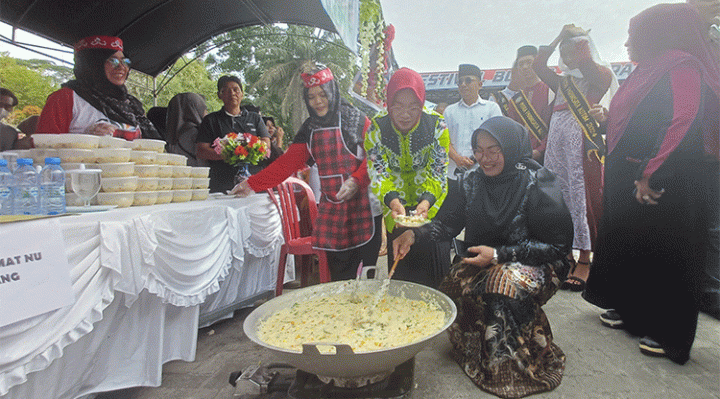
left=467, top=116, right=540, bottom=244
left=63, top=48, right=160, bottom=139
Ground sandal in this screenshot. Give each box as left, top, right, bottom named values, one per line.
left=561, top=260, right=588, bottom=292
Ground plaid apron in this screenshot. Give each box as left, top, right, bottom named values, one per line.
left=309, top=126, right=374, bottom=250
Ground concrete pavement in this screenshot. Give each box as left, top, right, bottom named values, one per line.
left=95, top=255, right=720, bottom=399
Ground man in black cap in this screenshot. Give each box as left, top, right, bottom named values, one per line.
left=443, top=64, right=502, bottom=178
left=491, top=45, right=554, bottom=162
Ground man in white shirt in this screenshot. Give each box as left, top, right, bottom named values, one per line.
left=443, top=64, right=502, bottom=178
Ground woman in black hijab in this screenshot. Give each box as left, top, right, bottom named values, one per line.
left=36, top=35, right=159, bottom=139
left=394, top=116, right=573, bottom=398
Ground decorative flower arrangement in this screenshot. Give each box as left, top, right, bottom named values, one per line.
left=212, top=132, right=268, bottom=166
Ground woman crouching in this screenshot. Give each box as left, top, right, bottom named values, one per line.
left=393, top=116, right=573, bottom=398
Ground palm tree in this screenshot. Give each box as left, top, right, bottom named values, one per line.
left=211, top=25, right=355, bottom=139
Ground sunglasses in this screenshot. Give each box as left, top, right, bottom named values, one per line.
left=457, top=76, right=478, bottom=86
left=106, top=57, right=132, bottom=69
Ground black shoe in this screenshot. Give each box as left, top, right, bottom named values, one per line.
left=599, top=310, right=624, bottom=329
left=639, top=336, right=666, bottom=357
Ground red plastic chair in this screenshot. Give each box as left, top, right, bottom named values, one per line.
left=267, top=176, right=330, bottom=295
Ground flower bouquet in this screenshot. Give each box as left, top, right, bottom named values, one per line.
left=212, top=132, right=269, bottom=181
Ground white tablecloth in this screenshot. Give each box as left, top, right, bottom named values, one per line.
left=0, top=193, right=290, bottom=399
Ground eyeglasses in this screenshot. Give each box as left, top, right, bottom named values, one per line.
left=220, top=87, right=243, bottom=94
left=457, top=76, right=478, bottom=86
left=473, top=145, right=502, bottom=160
left=106, top=57, right=132, bottom=69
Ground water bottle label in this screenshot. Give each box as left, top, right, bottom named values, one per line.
left=24, top=186, right=39, bottom=199
left=0, top=187, right=10, bottom=199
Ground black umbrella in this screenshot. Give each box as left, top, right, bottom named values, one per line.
left=1, top=0, right=346, bottom=76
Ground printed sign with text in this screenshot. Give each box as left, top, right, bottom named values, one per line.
left=0, top=219, right=75, bottom=327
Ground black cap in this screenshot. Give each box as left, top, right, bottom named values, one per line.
left=458, top=64, right=483, bottom=79
left=516, top=45, right=538, bottom=59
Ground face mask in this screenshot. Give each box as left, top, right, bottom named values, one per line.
left=0, top=109, right=8, bottom=121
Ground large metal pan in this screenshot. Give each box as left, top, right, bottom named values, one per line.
left=243, top=278, right=457, bottom=379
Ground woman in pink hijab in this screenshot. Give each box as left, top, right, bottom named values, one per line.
left=584, top=3, right=720, bottom=364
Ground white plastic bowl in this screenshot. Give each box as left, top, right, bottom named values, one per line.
left=136, top=177, right=159, bottom=191
left=157, top=165, right=174, bottom=178
left=191, top=188, right=210, bottom=201
left=166, top=153, right=188, bottom=166
left=171, top=189, right=192, bottom=203
left=131, top=139, right=166, bottom=153
left=128, top=150, right=157, bottom=165
left=190, top=166, right=210, bottom=178
left=154, top=152, right=173, bottom=165
left=94, top=148, right=131, bottom=163
left=32, top=134, right=61, bottom=149
left=97, top=191, right=134, bottom=208
left=98, top=136, right=133, bottom=149
left=58, top=148, right=95, bottom=163
left=192, top=177, right=210, bottom=189
left=101, top=176, right=138, bottom=193
left=172, top=165, right=192, bottom=178
left=133, top=191, right=158, bottom=206
left=97, top=162, right=135, bottom=178
left=156, top=190, right=173, bottom=204
left=157, top=177, right=174, bottom=190
left=134, top=164, right=159, bottom=178
left=55, top=134, right=100, bottom=149
left=172, top=177, right=193, bottom=190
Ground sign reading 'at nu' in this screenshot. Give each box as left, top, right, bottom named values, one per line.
left=0, top=219, right=74, bottom=327
left=420, top=62, right=636, bottom=91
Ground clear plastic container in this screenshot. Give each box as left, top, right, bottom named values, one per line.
left=0, top=159, right=14, bottom=215
left=40, top=157, right=66, bottom=215
left=13, top=158, right=39, bottom=215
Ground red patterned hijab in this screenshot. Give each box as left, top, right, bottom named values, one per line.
left=606, top=3, right=720, bottom=156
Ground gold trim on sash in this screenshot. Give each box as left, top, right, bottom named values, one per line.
left=492, top=92, right=512, bottom=117
left=559, top=76, right=605, bottom=163
left=511, top=90, right=549, bottom=142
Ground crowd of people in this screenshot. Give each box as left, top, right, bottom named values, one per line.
left=1, top=1, right=717, bottom=398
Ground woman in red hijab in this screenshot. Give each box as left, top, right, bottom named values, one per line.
left=583, top=3, right=720, bottom=364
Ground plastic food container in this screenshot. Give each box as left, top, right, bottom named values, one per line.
left=172, top=165, right=192, bottom=178
left=101, top=176, right=139, bottom=192
left=134, top=164, right=159, bottom=178
left=98, top=136, right=133, bottom=149
left=97, top=191, right=134, bottom=208
left=165, top=153, right=188, bottom=166
left=191, top=188, right=210, bottom=201
left=136, top=177, right=159, bottom=191
left=94, top=148, right=132, bottom=163
left=190, top=166, right=210, bottom=178
left=171, top=189, right=192, bottom=203
left=128, top=150, right=157, bottom=165
left=157, top=177, right=174, bottom=191
left=156, top=190, right=173, bottom=204
left=157, top=165, right=174, bottom=178
left=192, top=177, right=210, bottom=189
left=55, top=134, right=100, bottom=149
left=131, top=139, right=166, bottom=152
left=133, top=191, right=158, bottom=206
left=97, top=162, right=135, bottom=178
left=58, top=148, right=95, bottom=163
left=154, top=153, right=173, bottom=165
left=172, top=177, right=193, bottom=190
left=32, top=134, right=61, bottom=149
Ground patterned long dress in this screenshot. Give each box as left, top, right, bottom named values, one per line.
left=419, top=167, right=573, bottom=398
left=543, top=77, right=598, bottom=251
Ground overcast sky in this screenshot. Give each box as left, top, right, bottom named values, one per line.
left=2, top=0, right=685, bottom=73
left=380, top=0, right=685, bottom=72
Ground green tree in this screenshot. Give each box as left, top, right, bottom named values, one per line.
left=0, top=53, right=59, bottom=125
left=209, top=25, right=356, bottom=139
left=126, top=55, right=222, bottom=113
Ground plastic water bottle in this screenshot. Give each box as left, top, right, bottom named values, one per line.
left=13, top=157, right=39, bottom=215
left=40, top=157, right=66, bottom=215
left=0, top=159, right=13, bottom=215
